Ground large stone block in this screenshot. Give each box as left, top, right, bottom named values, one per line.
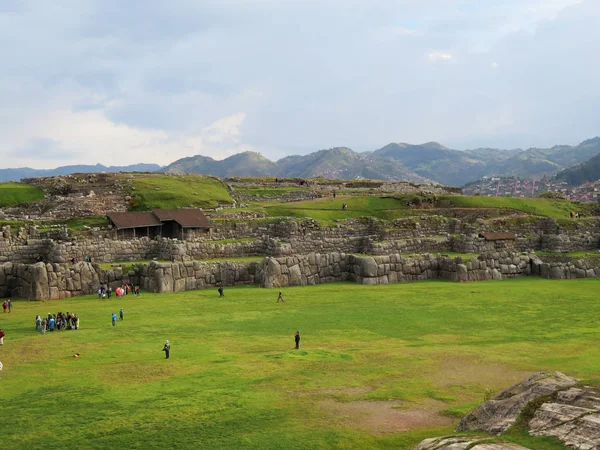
left=360, top=257, right=378, bottom=277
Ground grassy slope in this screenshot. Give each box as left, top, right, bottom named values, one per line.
left=263, top=194, right=595, bottom=223
left=234, top=186, right=306, bottom=196
left=2, top=278, right=599, bottom=449
left=129, top=175, right=233, bottom=210
left=265, top=196, right=409, bottom=221
left=0, top=182, right=44, bottom=207
left=438, top=195, right=592, bottom=218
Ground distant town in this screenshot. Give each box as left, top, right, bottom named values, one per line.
left=463, top=177, right=600, bottom=202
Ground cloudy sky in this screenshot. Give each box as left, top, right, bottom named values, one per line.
left=1, top=0, right=598, bottom=168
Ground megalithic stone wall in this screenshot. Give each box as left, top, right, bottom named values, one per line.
left=2, top=252, right=600, bottom=300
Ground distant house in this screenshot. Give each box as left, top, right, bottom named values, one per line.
left=107, top=209, right=212, bottom=240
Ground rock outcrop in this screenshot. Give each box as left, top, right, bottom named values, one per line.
left=416, top=372, right=600, bottom=449
left=457, top=371, right=579, bottom=434
left=414, top=437, right=530, bottom=450
left=415, top=372, right=600, bottom=450
left=528, top=385, right=600, bottom=449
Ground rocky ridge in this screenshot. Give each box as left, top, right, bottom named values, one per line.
left=415, top=372, right=600, bottom=450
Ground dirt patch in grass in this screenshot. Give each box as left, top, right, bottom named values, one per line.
left=319, top=387, right=373, bottom=396
left=432, top=356, right=530, bottom=389
left=319, top=398, right=452, bottom=434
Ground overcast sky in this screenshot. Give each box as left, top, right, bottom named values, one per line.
left=1, top=0, right=598, bottom=168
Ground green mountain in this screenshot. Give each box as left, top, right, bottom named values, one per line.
left=160, top=137, right=600, bottom=186
left=163, top=148, right=430, bottom=183
left=554, top=150, right=600, bottom=186
left=371, top=138, right=600, bottom=186
left=160, top=152, right=276, bottom=177
left=274, top=147, right=430, bottom=182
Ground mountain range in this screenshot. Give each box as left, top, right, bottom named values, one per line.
left=554, top=150, right=600, bottom=186
left=0, top=163, right=162, bottom=182
left=2, top=137, right=600, bottom=187
left=161, top=137, right=600, bottom=186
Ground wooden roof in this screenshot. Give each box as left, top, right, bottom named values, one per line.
left=107, top=209, right=211, bottom=230
left=480, top=232, right=516, bottom=241
left=153, top=209, right=211, bottom=228
left=107, top=212, right=162, bottom=230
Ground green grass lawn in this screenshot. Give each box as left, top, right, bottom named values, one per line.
left=234, top=186, right=307, bottom=196
left=438, top=195, right=592, bottom=218
left=0, top=182, right=44, bottom=207
left=2, top=278, right=598, bottom=449
left=128, top=175, right=233, bottom=210
left=265, top=196, right=409, bottom=222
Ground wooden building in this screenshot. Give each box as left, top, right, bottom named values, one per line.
left=107, top=209, right=211, bottom=240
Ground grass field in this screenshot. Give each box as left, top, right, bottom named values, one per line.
left=2, top=278, right=598, bottom=449
left=437, top=195, right=592, bottom=218
left=234, top=186, right=307, bottom=196
left=0, top=182, right=44, bottom=207
left=262, top=194, right=596, bottom=223
left=264, top=196, right=409, bottom=221
left=128, top=175, right=233, bottom=210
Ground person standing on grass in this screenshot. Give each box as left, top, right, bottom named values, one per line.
left=294, top=331, right=300, bottom=349
left=107, top=286, right=112, bottom=299
left=7, top=299, right=11, bottom=312
left=49, top=316, right=55, bottom=332
left=218, top=286, right=224, bottom=298
left=277, top=291, right=284, bottom=303
left=112, top=312, right=117, bottom=327
left=162, top=340, right=170, bottom=359
left=119, top=308, right=124, bottom=321
left=0, top=328, right=4, bottom=346
left=41, top=318, right=47, bottom=334
left=2, top=300, right=7, bottom=313
left=36, top=315, right=42, bottom=332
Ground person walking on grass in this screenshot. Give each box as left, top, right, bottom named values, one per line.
left=218, top=286, right=224, bottom=298
left=277, top=291, right=284, bottom=303
left=119, top=308, right=124, bottom=321
left=112, top=313, right=117, bottom=327
left=2, top=300, right=7, bottom=313
left=35, top=315, right=42, bottom=332
left=0, top=328, right=4, bottom=346
left=7, top=299, right=11, bottom=312
left=294, top=331, right=300, bottom=349
left=41, top=318, right=47, bottom=334
left=162, top=340, right=170, bottom=359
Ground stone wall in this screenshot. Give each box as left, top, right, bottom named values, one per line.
left=4, top=252, right=600, bottom=300
left=1, top=215, right=599, bottom=266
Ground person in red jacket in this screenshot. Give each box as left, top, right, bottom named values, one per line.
left=0, top=328, right=5, bottom=346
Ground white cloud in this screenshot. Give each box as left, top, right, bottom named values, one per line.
left=428, top=51, right=454, bottom=62
left=490, top=61, right=499, bottom=69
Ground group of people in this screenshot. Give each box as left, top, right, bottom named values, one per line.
left=569, top=211, right=581, bottom=219
left=111, top=309, right=124, bottom=326
left=98, top=284, right=140, bottom=299
left=35, top=312, right=80, bottom=333
left=2, top=299, right=12, bottom=313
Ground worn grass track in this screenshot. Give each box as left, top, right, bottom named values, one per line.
left=1, top=278, right=598, bottom=449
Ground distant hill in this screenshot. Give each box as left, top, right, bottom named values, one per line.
left=372, top=138, right=600, bottom=186
left=554, top=150, right=600, bottom=186
left=162, top=149, right=431, bottom=183
left=0, top=163, right=162, bottom=182
left=160, top=152, right=277, bottom=177
left=5, top=137, right=599, bottom=186
left=162, top=138, right=600, bottom=186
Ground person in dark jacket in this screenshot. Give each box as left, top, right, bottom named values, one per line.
left=162, top=340, right=170, bottom=359
left=294, top=331, right=300, bottom=349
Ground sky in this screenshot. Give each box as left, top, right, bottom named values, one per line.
left=1, top=0, right=598, bottom=168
